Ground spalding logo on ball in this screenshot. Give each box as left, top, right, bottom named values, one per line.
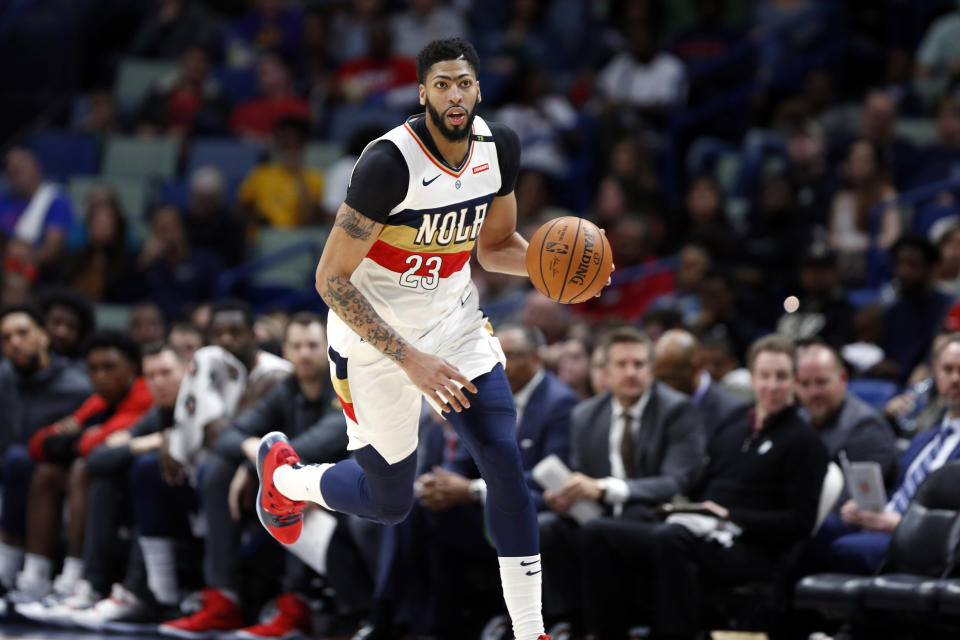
left=526, top=216, right=613, bottom=304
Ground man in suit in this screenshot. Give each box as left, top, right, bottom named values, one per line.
left=796, top=342, right=898, bottom=484
left=811, top=333, right=960, bottom=574
left=359, top=324, right=580, bottom=639
left=580, top=334, right=828, bottom=640
left=652, top=328, right=749, bottom=443
left=538, top=326, right=706, bottom=631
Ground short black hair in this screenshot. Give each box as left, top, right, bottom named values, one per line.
left=284, top=311, right=325, bottom=340
left=83, top=330, right=142, bottom=371
left=37, top=288, right=95, bottom=339
left=274, top=115, right=310, bottom=141
left=416, top=38, right=480, bottom=85
left=210, top=299, right=254, bottom=328
left=891, top=233, right=940, bottom=266
left=0, top=304, right=45, bottom=329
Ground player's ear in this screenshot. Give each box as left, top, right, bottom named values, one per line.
left=477, top=83, right=482, bottom=104
left=419, top=84, right=426, bottom=107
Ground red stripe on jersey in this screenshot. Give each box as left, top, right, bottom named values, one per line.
left=337, top=393, right=358, bottom=423
left=366, top=240, right=471, bottom=277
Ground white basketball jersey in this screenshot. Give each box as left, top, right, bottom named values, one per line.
left=328, top=115, right=504, bottom=349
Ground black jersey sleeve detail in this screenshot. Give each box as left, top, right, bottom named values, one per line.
left=344, top=140, right=409, bottom=223
left=488, top=121, right=521, bottom=196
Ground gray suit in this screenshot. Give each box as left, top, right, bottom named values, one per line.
left=807, top=391, right=899, bottom=486
left=570, top=381, right=707, bottom=505
left=541, top=382, right=706, bottom=621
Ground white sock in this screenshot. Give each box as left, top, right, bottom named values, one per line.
left=60, top=556, right=83, bottom=582
left=272, top=464, right=333, bottom=509
left=139, top=537, right=179, bottom=605
left=17, top=553, right=52, bottom=597
left=53, top=556, right=84, bottom=594
left=0, top=542, right=24, bottom=588
left=498, top=555, right=545, bottom=640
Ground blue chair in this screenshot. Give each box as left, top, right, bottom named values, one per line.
left=186, top=138, right=263, bottom=184
left=28, top=132, right=100, bottom=182
left=324, top=106, right=405, bottom=147
left=848, top=378, right=900, bottom=411
left=214, top=66, right=258, bottom=105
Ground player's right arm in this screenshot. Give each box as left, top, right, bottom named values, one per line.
left=315, top=153, right=477, bottom=411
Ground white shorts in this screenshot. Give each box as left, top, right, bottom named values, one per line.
left=326, top=294, right=505, bottom=465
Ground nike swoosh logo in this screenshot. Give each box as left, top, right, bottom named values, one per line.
left=520, top=560, right=539, bottom=566
left=422, top=174, right=441, bottom=186
left=526, top=570, right=542, bottom=576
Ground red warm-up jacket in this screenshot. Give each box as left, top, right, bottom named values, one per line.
left=28, top=377, right=154, bottom=461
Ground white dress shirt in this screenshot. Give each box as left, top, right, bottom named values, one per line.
left=602, top=391, right=650, bottom=505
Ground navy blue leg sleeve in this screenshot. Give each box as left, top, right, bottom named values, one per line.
left=320, top=446, right=418, bottom=525
left=444, top=364, right=539, bottom=557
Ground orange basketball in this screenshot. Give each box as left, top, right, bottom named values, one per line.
left=526, top=217, right=613, bottom=304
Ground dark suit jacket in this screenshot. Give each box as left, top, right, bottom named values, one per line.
left=447, top=370, right=580, bottom=509
left=811, top=392, right=898, bottom=486
left=570, top=381, right=706, bottom=506
left=696, top=378, right=750, bottom=442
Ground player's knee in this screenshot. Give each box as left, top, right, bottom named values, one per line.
left=129, top=451, right=162, bottom=489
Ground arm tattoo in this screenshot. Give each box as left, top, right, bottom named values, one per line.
left=322, top=274, right=408, bottom=362
left=335, top=205, right=378, bottom=241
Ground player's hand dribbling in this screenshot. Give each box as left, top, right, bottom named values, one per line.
left=399, top=348, right=478, bottom=413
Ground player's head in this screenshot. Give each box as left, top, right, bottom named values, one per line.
left=416, top=38, right=481, bottom=142
left=141, top=341, right=186, bottom=409
left=209, top=299, right=257, bottom=366
left=283, top=312, right=328, bottom=381
left=83, top=330, right=142, bottom=404
left=0, top=304, right=49, bottom=372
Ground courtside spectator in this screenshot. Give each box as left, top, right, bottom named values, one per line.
left=16, top=332, right=151, bottom=603
left=37, top=288, right=95, bottom=364
left=0, top=306, right=91, bottom=590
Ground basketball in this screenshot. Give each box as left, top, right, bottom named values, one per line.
left=526, top=217, right=613, bottom=304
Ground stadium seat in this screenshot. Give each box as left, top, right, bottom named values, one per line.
left=325, top=106, right=406, bottom=147
left=304, top=142, right=343, bottom=171
left=68, top=175, right=150, bottom=247
left=114, top=58, right=178, bottom=110
left=28, top=132, right=100, bottom=182
left=895, top=119, right=938, bottom=149
left=214, top=66, right=258, bottom=105
left=102, top=136, right=178, bottom=180
left=187, top=137, right=263, bottom=184
left=94, top=304, right=131, bottom=331
left=250, top=227, right=327, bottom=290
left=796, top=462, right=960, bottom=618
left=847, top=378, right=899, bottom=411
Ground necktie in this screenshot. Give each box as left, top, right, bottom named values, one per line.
left=887, top=422, right=957, bottom=513
left=620, top=412, right=636, bottom=478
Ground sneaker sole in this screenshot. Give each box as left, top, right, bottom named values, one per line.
left=256, top=432, right=303, bottom=545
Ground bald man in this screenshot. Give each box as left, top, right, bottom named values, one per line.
left=652, top=329, right=748, bottom=442
left=795, top=343, right=898, bottom=484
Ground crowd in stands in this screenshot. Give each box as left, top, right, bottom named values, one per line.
left=4, top=0, right=960, bottom=639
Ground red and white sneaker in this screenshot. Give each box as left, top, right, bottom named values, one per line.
left=158, top=588, right=243, bottom=638
left=256, top=432, right=304, bottom=545
left=232, top=592, right=311, bottom=639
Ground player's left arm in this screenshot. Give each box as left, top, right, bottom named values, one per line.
left=475, top=192, right=528, bottom=277
left=475, top=122, right=527, bottom=276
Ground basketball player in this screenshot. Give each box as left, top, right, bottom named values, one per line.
left=257, top=39, right=603, bottom=640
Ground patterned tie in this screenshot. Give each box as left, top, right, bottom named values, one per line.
left=887, top=421, right=958, bottom=513
left=620, top=412, right=636, bottom=478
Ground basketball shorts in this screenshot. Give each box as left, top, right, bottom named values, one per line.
left=326, top=292, right=506, bottom=465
